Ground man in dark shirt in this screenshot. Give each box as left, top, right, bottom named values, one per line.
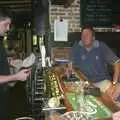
left=70, top=25, right=120, bottom=99
left=0, top=7, right=31, bottom=119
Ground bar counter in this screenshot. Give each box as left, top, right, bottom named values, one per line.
left=51, top=66, right=120, bottom=120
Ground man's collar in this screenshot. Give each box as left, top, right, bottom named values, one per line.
left=79, top=40, right=99, bottom=49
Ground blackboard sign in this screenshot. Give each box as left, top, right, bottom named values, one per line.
left=80, top=0, right=112, bottom=27
left=112, top=0, right=120, bottom=25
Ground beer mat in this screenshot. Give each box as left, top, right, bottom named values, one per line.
left=66, top=92, right=112, bottom=119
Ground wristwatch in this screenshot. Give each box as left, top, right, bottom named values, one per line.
left=112, top=81, right=118, bottom=85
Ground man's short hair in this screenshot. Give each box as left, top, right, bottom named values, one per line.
left=0, top=7, right=13, bottom=21
left=81, top=25, right=94, bottom=32
left=81, top=24, right=95, bottom=36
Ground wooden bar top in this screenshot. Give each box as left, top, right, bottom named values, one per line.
left=60, top=81, right=120, bottom=120
left=52, top=66, right=120, bottom=119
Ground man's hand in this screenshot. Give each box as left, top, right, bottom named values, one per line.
left=112, top=83, right=120, bottom=100
left=113, top=111, right=120, bottom=120
left=14, top=69, right=31, bottom=81
left=106, top=83, right=120, bottom=101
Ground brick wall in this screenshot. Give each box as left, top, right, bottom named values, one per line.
left=50, top=0, right=81, bottom=32
left=50, top=0, right=112, bottom=32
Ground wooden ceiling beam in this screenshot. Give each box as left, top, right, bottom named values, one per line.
left=12, top=8, right=32, bottom=12
left=0, top=0, right=31, bottom=4
left=6, top=4, right=32, bottom=8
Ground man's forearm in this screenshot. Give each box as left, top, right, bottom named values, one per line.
left=0, top=74, right=16, bottom=83
left=113, top=63, right=120, bottom=84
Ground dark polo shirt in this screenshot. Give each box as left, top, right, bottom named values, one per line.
left=70, top=40, right=120, bottom=83
left=0, top=41, right=10, bottom=119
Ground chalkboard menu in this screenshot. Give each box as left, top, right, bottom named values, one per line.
left=80, top=0, right=112, bottom=27
left=112, top=0, right=120, bottom=25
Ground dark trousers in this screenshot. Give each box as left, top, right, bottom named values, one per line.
left=0, top=86, right=9, bottom=120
